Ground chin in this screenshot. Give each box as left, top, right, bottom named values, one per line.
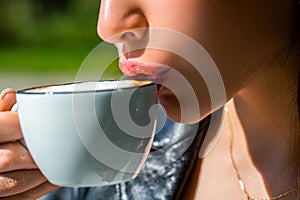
left=158, top=95, right=181, bottom=123
left=158, top=94, right=203, bottom=125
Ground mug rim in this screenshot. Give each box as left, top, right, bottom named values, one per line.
left=17, top=80, right=155, bottom=95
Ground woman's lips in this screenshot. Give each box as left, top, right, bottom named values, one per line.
left=119, top=59, right=171, bottom=84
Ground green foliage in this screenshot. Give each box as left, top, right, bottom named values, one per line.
left=0, top=0, right=121, bottom=77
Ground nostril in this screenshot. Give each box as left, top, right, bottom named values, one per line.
left=121, top=32, right=136, bottom=42
left=98, top=22, right=147, bottom=45
left=97, top=3, right=149, bottom=44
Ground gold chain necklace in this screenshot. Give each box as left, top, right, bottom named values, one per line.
left=226, top=107, right=300, bottom=200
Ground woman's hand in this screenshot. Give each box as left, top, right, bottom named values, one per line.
left=0, top=89, right=59, bottom=200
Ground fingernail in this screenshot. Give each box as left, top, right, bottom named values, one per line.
left=0, top=88, right=15, bottom=101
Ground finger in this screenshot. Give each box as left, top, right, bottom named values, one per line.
left=0, top=112, right=23, bottom=143
left=0, top=169, right=47, bottom=197
left=0, top=90, right=16, bottom=112
left=0, top=181, right=59, bottom=200
left=0, top=143, right=38, bottom=173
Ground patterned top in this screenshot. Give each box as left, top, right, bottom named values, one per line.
left=44, top=108, right=213, bottom=200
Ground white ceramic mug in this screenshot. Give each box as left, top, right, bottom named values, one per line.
left=16, top=80, right=157, bottom=187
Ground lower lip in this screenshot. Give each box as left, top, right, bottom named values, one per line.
left=157, top=85, right=162, bottom=95
left=157, top=85, right=173, bottom=96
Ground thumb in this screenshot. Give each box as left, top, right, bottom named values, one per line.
left=0, top=88, right=17, bottom=111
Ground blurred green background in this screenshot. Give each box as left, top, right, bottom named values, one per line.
left=0, top=0, right=122, bottom=90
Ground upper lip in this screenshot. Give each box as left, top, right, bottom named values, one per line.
left=119, top=58, right=170, bottom=84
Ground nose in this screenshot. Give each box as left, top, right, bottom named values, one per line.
left=97, top=0, right=148, bottom=45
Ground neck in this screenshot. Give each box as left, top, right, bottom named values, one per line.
left=227, top=60, right=299, bottom=196
left=235, top=65, right=298, bottom=162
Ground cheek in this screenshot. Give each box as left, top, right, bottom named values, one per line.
left=193, top=2, right=293, bottom=97
left=144, top=0, right=202, bottom=32
left=140, top=0, right=292, bottom=122
left=148, top=0, right=291, bottom=97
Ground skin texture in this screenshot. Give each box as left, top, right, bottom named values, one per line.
left=98, top=0, right=300, bottom=199
left=0, top=90, right=59, bottom=199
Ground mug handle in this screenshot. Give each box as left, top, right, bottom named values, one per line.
left=11, top=103, right=27, bottom=148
